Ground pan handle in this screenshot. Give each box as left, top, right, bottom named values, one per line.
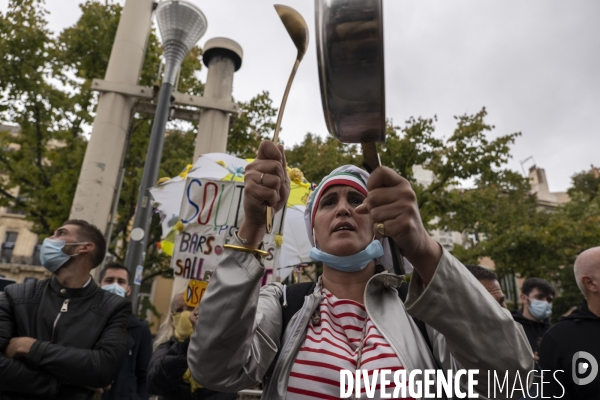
left=361, top=142, right=381, bottom=173
left=361, top=142, right=406, bottom=276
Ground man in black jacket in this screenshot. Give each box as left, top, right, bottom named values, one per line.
left=539, top=247, right=600, bottom=399
left=99, top=263, right=152, bottom=400
left=512, top=277, right=555, bottom=359
left=0, top=219, right=131, bottom=400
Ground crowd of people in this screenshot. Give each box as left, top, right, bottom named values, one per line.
left=0, top=140, right=598, bottom=399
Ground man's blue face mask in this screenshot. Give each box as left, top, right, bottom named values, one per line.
left=101, top=283, right=127, bottom=298
left=310, top=240, right=384, bottom=272
left=528, top=297, right=552, bottom=320
left=40, top=238, right=86, bottom=273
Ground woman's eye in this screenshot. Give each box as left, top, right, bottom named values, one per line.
left=323, top=200, right=335, bottom=207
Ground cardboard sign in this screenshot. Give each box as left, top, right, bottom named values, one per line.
left=171, top=178, right=284, bottom=286
left=184, top=279, right=208, bottom=308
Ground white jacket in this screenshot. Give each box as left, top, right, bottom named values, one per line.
left=188, top=236, right=533, bottom=399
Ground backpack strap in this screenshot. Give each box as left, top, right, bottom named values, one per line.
left=281, top=282, right=317, bottom=336
left=263, top=282, right=316, bottom=385
left=398, top=281, right=433, bottom=352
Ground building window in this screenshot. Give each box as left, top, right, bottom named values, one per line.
left=1, top=231, right=18, bottom=263
left=5, top=207, right=25, bottom=215
left=437, top=230, right=454, bottom=250
left=500, top=273, right=518, bottom=309
left=5, top=198, right=26, bottom=215
left=32, top=245, right=41, bottom=265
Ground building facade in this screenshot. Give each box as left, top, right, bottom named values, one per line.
left=0, top=124, right=50, bottom=283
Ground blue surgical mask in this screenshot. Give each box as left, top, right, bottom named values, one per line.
left=310, top=240, right=384, bottom=272
left=102, top=283, right=126, bottom=298
left=528, top=298, right=552, bottom=320
left=40, top=238, right=85, bottom=273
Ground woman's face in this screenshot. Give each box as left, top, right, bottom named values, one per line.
left=313, top=185, right=373, bottom=256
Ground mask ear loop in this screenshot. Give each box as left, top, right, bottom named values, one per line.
left=312, top=228, right=320, bottom=250
left=64, top=242, right=90, bottom=257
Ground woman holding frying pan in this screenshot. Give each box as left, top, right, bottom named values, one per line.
left=187, top=141, right=532, bottom=399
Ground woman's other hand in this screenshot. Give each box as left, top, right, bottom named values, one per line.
left=239, top=141, right=290, bottom=246
left=356, top=166, right=441, bottom=280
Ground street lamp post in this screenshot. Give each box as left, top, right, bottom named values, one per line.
left=126, top=0, right=208, bottom=312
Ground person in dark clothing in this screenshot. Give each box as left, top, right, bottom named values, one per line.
left=539, top=247, right=600, bottom=399
left=0, top=220, right=131, bottom=400
left=100, top=263, right=153, bottom=400
left=148, top=293, right=237, bottom=400
left=464, top=264, right=507, bottom=308
left=512, top=277, right=555, bottom=358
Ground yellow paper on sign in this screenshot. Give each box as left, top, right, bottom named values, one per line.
left=184, top=280, right=208, bottom=308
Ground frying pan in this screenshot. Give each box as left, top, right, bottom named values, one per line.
left=316, top=0, right=406, bottom=275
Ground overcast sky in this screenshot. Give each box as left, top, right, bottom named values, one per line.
left=1, top=0, right=599, bottom=192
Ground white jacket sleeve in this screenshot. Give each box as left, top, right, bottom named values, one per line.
left=187, top=236, right=283, bottom=392
left=405, top=248, right=534, bottom=399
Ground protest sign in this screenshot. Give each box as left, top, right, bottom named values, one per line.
left=184, top=279, right=209, bottom=308
left=171, top=178, right=285, bottom=286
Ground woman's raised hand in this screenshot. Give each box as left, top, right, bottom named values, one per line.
left=239, top=141, right=290, bottom=245
left=356, top=166, right=441, bottom=279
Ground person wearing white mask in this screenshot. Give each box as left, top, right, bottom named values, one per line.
left=99, top=263, right=152, bottom=400
left=0, top=219, right=131, bottom=400
left=187, top=140, right=533, bottom=399
left=511, top=277, right=555, bottom=361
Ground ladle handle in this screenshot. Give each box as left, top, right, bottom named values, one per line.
left=266, top=207, right=274, bottom=233
left=266, top=59, right=301, bottom=233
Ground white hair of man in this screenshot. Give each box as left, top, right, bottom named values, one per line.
left=574, top=247, right=600, bottom=295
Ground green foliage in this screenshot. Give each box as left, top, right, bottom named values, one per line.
left=59, top=1, right=120, bottom=81
left=0, top=0, right=87, bottom=233
left=286, top=109, right=599, bottom=319
left=227, top=91, right=277, bottom=158
left=568, top=167, right=600, bottom=201
left=0, top=1, right=277, bottom=284
left=449, top=169, right=600, bottom=319
left=286, top=133, right=360, bottom=184
left=6, top=2, right=594, bottom=319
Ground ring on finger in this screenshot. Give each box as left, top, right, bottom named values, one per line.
left=376, top=222, right=385, bottom=236
left=260, top=173, right=265, bottom=186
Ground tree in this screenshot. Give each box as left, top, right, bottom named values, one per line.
left=0, top=0, right=278, bottom=285
left=0, top=0, right=88, bottom=233
left=448, top=168, right=600, bottom=318
left=286, top=133, right=360, bottom=183
left=286, top=108, right=522, bottom=232
left=286, top=109, right=600, bottom=318
left=226, top=91, right=276, bottom=158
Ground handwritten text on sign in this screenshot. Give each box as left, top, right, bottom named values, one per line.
left=184, top=280, right=208, bottom=308
left=171, top=178, right=284, bottom=285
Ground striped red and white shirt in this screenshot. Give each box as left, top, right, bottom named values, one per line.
left=286, top=288, right=414, bottom=399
